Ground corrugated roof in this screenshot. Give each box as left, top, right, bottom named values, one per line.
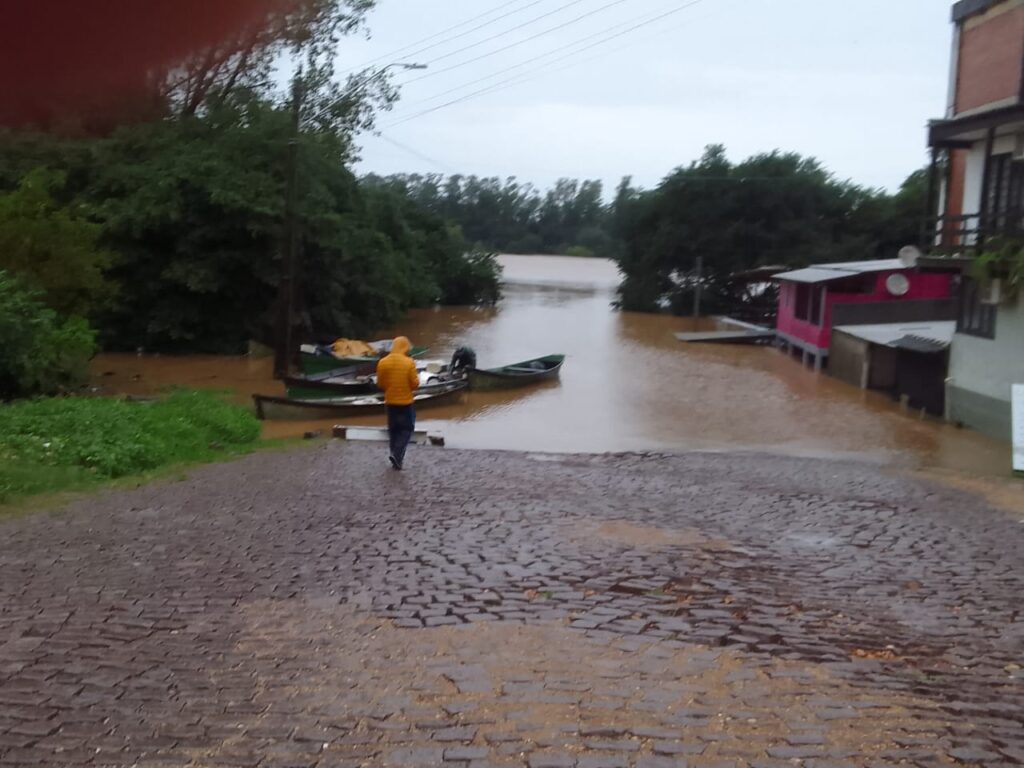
left=834, top=321, right=957, bottom=351
left=774, top=259, right=905, bottom=284
left=772, top=267, right=853, bottom=284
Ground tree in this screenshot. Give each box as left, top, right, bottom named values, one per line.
left=614, top=145, right=929, bottom=314
left=0, top=169, right=111, bottom=318
left=0, top=271, right=96, bottom=400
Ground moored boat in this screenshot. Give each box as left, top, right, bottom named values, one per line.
left=467, top=355, right=565, bottom=391
left=284, top=374, right=377, bottom=400
left=299, top=340, right=430, bottom=375
left=253, top=380, right=468, bottom=421
left=284, top=361, right=455, bottom=400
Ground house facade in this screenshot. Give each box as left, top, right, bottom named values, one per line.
left=923, top=0, right=1024, bottom=441
left=775, top=260, right=955, bottom=369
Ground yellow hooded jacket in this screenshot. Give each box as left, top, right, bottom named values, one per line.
left=376, top=337, right=419, bottom=406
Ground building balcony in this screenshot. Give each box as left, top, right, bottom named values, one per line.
left=924, top=209, right=1024, bottom=257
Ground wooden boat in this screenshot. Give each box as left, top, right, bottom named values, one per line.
left=300, top=341, right=430, bottom=376
left=253, top=380, right=468, bottom=421
left=284, top=373, right=377, bottom=400
left=467, top=355, right=565, bottom=391
left=284, top=361, right=455, bottom=400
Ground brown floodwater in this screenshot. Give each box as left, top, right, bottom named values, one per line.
left=91, top=255, right=1012, bottom=476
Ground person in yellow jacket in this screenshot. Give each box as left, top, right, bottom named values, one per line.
left=376, top=336, right=420, bottom=470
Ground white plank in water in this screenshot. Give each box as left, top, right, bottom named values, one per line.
left=333, top=426, right=443, bottom=446
left=1013, top=384, right=1024, bottom=474
left=342, top=427, right=429, bottom=444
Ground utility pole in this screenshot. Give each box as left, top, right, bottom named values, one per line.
left=272, top=63, right=426, bottom=379
left=274, top=75, right=303, bottom=380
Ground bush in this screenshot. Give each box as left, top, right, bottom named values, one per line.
left=0, top=390, right=261, bottom=501
left=0, top=271, right=97, bottom=400
left=565, top=245, right=595, bottom=258
left=437, top=248, right=503, bottom=306
left=0, top=169, right=111, bottom=319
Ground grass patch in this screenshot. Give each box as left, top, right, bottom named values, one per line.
left=0, top=389, right=262, bottom=506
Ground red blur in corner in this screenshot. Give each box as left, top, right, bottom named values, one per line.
left=0, top=0, right=297, bottom=130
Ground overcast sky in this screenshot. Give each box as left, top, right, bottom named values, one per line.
left=336, top=0, right=954, bottom=194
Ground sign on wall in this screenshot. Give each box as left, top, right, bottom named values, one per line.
left=1014, top=384, right=1024, bottom=474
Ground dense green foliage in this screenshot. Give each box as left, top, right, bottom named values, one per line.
left=377, top=152, right=926, bottom=298
left=0, top=0, right=499, bottom=363
left=613, top=146, right=929, bottom=313
left=0, top=98, right=501, bottom=354
left=0, top=390, right=260, bottom=502
left=0, top=170, right=112, bottom=318
left=0, top=271, right=97, bottom=400
left=371, top=174, right=612, bottom=257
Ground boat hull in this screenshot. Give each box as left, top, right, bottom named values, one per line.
left=300, top=346, right=429, bottom=376
left=284, top=376, right=378, bottom=400
left=467, top=355, right=565, bottom=391
left=253, top=381, right=467, bottom=421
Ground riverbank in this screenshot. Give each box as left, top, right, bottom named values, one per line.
left=0, top=390, right=262, bottom=510
left=89, top=255, right=1013, bottom=478
left=1, top=441, right=1021, bottom=767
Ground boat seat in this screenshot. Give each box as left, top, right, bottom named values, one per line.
left=506, top=366, right=541, bottom=373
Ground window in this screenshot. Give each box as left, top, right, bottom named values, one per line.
left=793, top=283, right=823, bottom=325
left=794, top=284, right=810, bottom=321
left=986, top=153, right=1024, bottom=232
left=957, top=277, right=997, bottom=339
left=809, top=285, right=823, bottom=326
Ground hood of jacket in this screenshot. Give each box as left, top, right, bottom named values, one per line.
left=391, top=336, right=412, bottom=356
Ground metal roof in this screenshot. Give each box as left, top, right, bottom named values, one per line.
left=834, top=321, right=957, bottom=352
left=773, top=259, right=905, bottom=284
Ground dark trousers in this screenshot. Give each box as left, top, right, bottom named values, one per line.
left=386, top=405, right=416, bottom=467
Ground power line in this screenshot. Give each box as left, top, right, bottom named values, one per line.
left=387, top=0, right=709, bottom=128
left=399, top=1, right=689, bottom=109
left=408, top=0, right=591, bottom=71
left=374, top=133, right=459, bottom=174
left=344, top=0, right=545, bottom=74
left=403, top=0, right=634, bottom=85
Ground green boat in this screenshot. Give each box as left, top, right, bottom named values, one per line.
left=467, top=354, right=565, bottom=391
left=284, top=361, right=456, bottom=400
left=284, top=373, right=377, bottom=400
left=300, top=344, right=430, bottom=376
left=253, top=380, right=468, bottom=421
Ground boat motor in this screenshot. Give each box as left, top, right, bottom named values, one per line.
left=450, top=346, right=477, bottom=372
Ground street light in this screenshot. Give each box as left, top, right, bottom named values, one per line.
left=273, top=63, right=428, bottom=378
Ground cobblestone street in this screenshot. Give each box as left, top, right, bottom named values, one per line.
left=1, top=444, right=1022, bottom=767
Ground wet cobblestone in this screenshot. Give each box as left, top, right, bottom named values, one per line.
left=1, top=444, right=1022, bottom=767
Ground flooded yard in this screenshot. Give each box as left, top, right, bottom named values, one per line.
left=91, top=255, right=1010, bottom=476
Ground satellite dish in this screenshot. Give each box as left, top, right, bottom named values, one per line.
left=898, top=245, right=922, bottom=268
left=886, top=273, right=911, bottom=297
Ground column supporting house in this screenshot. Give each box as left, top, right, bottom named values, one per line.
left=924, top=146, right=940, bottom=247
left=978, top=126, right=996, bottom=248
left=942, top=147, right=956, bottom=247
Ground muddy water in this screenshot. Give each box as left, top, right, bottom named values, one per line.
left=92, top=254, right=1011, bottom=475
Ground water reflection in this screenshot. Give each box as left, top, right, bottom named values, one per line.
left=91, top=254, right=1010, bottom=475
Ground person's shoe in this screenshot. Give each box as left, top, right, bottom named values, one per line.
left=389, top=455, right=401, bottom=471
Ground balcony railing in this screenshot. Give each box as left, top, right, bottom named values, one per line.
left=924, top=209, right=1024, bottom=256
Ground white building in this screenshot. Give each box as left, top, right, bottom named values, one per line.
left=923, top=0, right=1024, bottom=442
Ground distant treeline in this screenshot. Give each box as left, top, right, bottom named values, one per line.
left=366, top=174, right=613, bottom=258
left=374, top=146, right=928, bottom=315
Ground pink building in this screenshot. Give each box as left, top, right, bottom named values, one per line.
left=774, top=259, right=956, bottom=369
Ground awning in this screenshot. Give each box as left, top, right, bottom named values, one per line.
left=834, top=321, right=957, bottom=352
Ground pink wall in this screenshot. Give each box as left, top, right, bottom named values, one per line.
left=776, top=269, right=954, bottom=353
